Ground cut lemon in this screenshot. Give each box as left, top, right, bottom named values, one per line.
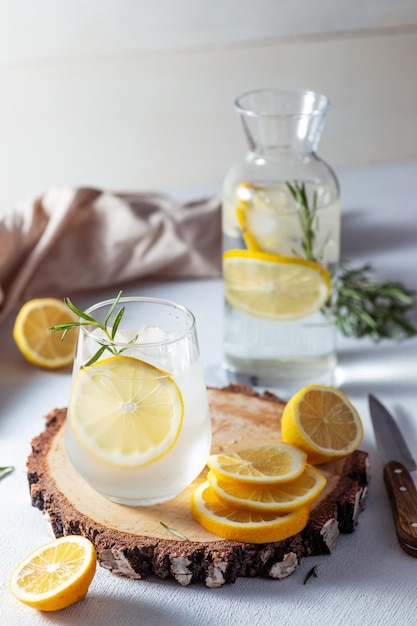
left=207, top=465, right=326, bottom=513
left=223, top=250, right=331, bottom=321
left=9, top=536, right=96, bottom=612
left=233, top=182, right=293, bottom=254
left=206, top=443, right=307, bottom=485
left=190, top=481, right=309, bottom=543
left=234, top=182, right=264, bottom=252
left=281, top=384, right=364, bottom=465
left=69, top=355, right=184, bottom=468
left=13, top=298, right=78, bottom=369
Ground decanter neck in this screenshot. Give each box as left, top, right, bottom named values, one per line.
left=236, top=89, right=329, bottom=155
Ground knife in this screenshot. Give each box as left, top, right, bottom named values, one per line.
left=368, top=394, right=417, bottom=557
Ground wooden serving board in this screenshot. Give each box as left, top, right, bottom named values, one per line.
left=27, top=385, right=370, bottom=588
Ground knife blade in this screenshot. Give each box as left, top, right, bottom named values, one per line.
left=368, top=394, right=417, bottom=557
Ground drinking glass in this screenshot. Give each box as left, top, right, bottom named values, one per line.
left=65, top=296, right=212, bottom=506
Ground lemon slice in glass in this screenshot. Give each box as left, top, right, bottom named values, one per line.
left=69, top=355, right=184, bottom=468
left=223, top=249, right=331, bottom=321
left=234, top=182, right=265, bottom=252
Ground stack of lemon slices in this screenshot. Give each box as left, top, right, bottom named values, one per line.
left=190, top=442, right=326, bottom=544
left=191, top=384, right=364, bottom=544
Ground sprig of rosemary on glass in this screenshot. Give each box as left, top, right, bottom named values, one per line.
left=287, top=181, right=318, bottom=262
left=49, top=290, right=138, bottom=366
left=286, top=181, right=417, bottom=340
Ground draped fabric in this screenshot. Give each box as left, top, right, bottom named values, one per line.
left=0, top=187, right=222, bottom=323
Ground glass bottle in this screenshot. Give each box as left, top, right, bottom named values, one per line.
left=222, top=88, right=340, bottom=398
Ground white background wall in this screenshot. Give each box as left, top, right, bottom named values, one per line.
left=0, top=0, right=416, bottom=207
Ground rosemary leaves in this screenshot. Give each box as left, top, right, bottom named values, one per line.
left=287, top=181, right=416, bottom=341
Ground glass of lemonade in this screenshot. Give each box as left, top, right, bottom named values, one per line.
left=222, top=89, right=341, bottom=398
left=65, top=296, right=212, bottom=506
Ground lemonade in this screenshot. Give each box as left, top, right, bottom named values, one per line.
left=222, top=181, right=340, bottom=396
left=65, top=297, right=212, bottom=505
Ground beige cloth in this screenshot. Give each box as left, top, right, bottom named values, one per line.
left=0, top=187, right=222, bottom=323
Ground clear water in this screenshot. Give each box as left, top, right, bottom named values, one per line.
left=222, top=182, right=340, bottom=398
left=66, top=327, right=212, bottom=505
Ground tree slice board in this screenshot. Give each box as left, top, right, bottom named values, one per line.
left=27, top=384, right=370, bottom=588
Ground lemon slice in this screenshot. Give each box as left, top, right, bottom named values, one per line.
left=207, top=465, right=326, bottom=513
left=190, top=481, right=309, bottom=543
left=13, top=298, right=78, bottom=369
left=234, top=182, right=264, bottom=252
left=69, top=355, right=184, bottom=468
left=223, top=250, right=331, bottom=321
left=9, top=536, right=96, bottom=612
left=206, top=443, right=307, bottom=485
left=281, top=384, right=364, bottom=465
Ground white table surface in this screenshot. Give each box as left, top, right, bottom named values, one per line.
left=1, top=160, right=417, bottom=626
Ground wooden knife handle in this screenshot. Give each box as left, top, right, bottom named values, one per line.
left=383, top=460, right=417, bottom=557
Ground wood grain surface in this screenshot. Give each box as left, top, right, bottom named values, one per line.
left=27, top=385, right=370, bottom=588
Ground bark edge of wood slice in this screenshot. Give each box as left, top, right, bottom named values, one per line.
left=27, top=384, right=370, bottom=588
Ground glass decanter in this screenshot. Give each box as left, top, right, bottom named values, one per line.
left=222, top=88, right=340, bottom=398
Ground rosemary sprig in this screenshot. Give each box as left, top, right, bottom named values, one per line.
left=328, top=263, right=416, bottom=340
left=287, top=181, right=318, bottom=262
left=0, top=466, right=14, bottom=481
left=49, top=291, right=138, bottom=366
left=303, top=564, right=320, bottom=585
left=160, top=521, right=189, bottom=541
left=286, top=181, right=417, bottom=341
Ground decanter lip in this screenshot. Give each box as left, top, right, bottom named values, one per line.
left=235, top=88, right=330, bottom=119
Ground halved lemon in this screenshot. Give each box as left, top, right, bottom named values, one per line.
left=223, top=250, right=331, bottom=321
left=69, top=355, right=184, bottom=468
left=206, top=443, right=307, bottom=485
left=9, top=535, right=96, bottom=612
left=281, top=384, right=364, bottom=465
left=13, top=298, right=78, bottom=369
left=207, top=465, right=326, bottom=513
left=190, top=481, right=309, bottom=543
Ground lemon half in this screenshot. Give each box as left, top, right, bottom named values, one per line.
left=281, top=384, right=364, bottom=465
left=13, top=298, right=78, bottom=369
left=9, top=536, right=96, bottom=611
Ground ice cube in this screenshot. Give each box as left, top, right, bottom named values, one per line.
left=83, top=325, right=192, bottom=374
left=136, top=324, right=171, bottom=344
